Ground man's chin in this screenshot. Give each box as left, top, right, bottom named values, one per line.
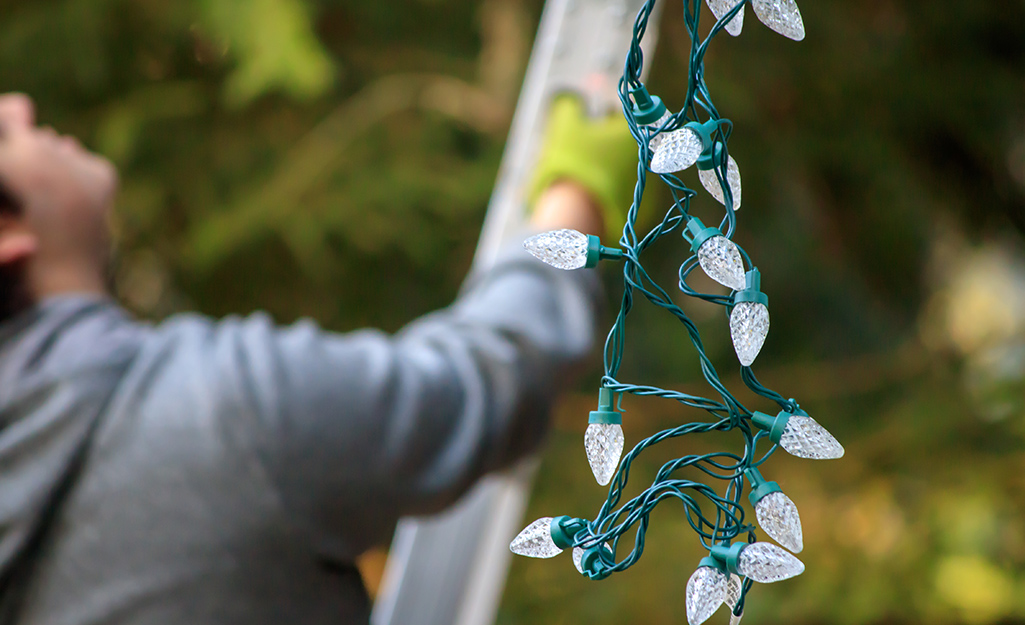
left=88, top=156, right=119, bottom=209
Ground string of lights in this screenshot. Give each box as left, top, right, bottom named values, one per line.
left=513, top=1, right=842, bottom=624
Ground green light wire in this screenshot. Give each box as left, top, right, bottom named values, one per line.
left=567, top=0, right=806, bottom=613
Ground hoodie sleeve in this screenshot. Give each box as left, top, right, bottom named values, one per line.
left=184, top=241, right=601, bottom=557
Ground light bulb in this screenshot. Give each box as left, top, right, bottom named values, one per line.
left=698, top=236, right=746, bottom=291
left=706, top=0, right=744, bottom=36
left=752, top=0, right=805, bottom=41
left=736, top=542, right=805, bottom=583
left=686, top=565, right=727, bottom=625
left=523, top=229, right=622, bottom=271
left=779, top=414, right=844, bottom=459
left=731, top=269, right=769, bottom=366
left=509, top=517, right=563, bottom=558
left=755, top=491, right=804, bottom=553
left=725, top=574, right=744, bottom=625
left=745, top=468, right=804, bottom=553
left=698, top=155, right=743, bottom=210
left=510, top=515, right=586, bottom=559
left=751, top=409, right=844, bottom=460
left=523, top=229, right=590, bottom=270
left=730, top=302, right=769, bottom=366
left=584, top=423, right=624, bottom=486
left=650, top=126, right=704, bottom=174
left=684, top=217, right=746, bottom=291
left=586, top=388, right=625, bottom=486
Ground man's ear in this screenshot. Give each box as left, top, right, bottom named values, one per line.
left=0, top=218, right=37, bottom=265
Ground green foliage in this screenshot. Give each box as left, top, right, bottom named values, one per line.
left=196, top=0, right=336, bottom=106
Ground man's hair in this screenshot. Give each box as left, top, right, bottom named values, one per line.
left=0, top=178, right=27, bottom=323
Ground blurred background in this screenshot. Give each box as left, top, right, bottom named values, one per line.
left=3, top=0, right=1025, bottom=623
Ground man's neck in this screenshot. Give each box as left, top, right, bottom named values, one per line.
left=27, top=259, right=108, bottom=301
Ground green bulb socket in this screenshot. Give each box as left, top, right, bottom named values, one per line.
left=744, top=467, right=782, bottom=507
left=685, top=119, right=719, bottom=147
left=698, top=555, right=727, bottom=573
left=585, top=235, right=624, bottom=269
left=682, top=216, right=724, bottom=254
left=549, top=516, right=587, bottom=550
left=751, top=410, right=790, bottom=445
left=697, top=142, right=726, bottom=171
left=630, top=85, right=668, bottom=125
left=589, top=387, right=623, bottom=425
left=580, top=544, right=615, bottom=580
left=710, top=542, right=747, bottom=576
left=733, top=269, right=768, bottom=306
left=685, top=119, right=728, bottom=171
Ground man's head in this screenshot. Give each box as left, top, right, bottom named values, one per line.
left=0, top=93, right=117, bottom=320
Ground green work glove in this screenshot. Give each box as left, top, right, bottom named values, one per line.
left=527, top=95, right=639, bottom=239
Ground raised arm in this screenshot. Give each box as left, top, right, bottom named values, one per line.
left=175, top=182, right=606, bottom=557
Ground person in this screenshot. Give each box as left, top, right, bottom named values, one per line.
left=0, top=92, right=636, bottom=624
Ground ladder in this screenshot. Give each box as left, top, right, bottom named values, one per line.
left=370, top=2, right=661, bottom=623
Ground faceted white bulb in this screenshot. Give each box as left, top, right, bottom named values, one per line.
left=650, top=127, right=704, bottom=174
left=572, top=542, right=612, bottom=574
left=725, top=574, right=744, bottom=625
left=686, top=566, right=727, bottom=625
left=779, top=415, right=845, bottom=459
left=698, top=156, right=743, bottom=210
left=697, top=236, right=746, bottom=291
left=755, top=491, right=804, bottom=553
left=523, top=229, right=589, bottom=270
left=730, top=301, right=769, bottom=366
left=705, top=0, right=744, bottom=36
left=752, top=0, right=805, bottom=41
left=509, top=517, right=562, bottom=558
left=584, top=423, right=625, bottom=486
left=737, top=542, right=805, bottom=583
left=647, top=110, right=674, bottom=153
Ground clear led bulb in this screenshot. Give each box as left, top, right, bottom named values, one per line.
left=697, top=235, right=746, bottom=291
left=686, top=565, right=727, bottom=625
left=650, top=126, right=704, bottom=174
left=725, top=574, right=744, bottom=625
left=730, top=301, right=769, bottom=366
left=752, top=0, right=805, bottom=41
left=706, top=0, right=745, bottom=36
left=509, top=517, right=563, bottom=558
left=755, top=491, right=804, bottom=553
left=584, top=422, right=625, bottom=486
left=736, top=542, right=805, bottom=583
left=751, top=409, right=845, bottom=462
left=523, top=229, right=589, bottom=270
left=779, top=414, right=844, bottom=459
left=698, top=155, right=743, bottom=211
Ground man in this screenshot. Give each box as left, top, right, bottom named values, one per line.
left=0, top=92, right=636, bottom=624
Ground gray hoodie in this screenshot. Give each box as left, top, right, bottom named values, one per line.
left=0, top=245, right=599, bottom=624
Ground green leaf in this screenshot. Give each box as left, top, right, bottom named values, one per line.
left=197, top=0, right=337, bottom=107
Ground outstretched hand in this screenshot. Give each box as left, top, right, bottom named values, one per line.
left=530, top=180, right=605, bottom=238
left=527, top=95, right=638, bottom=241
